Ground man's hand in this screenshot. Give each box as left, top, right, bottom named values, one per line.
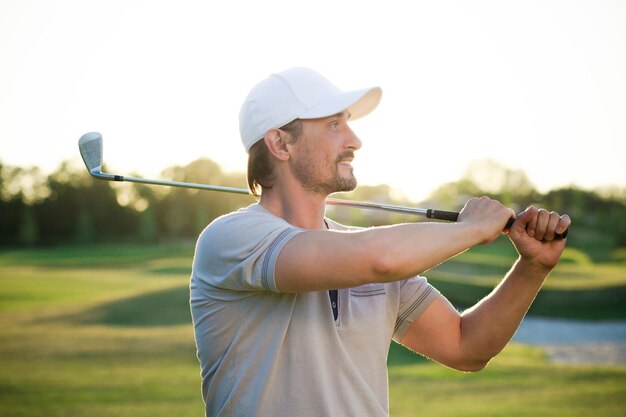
left=508, top=206, right=571, bottom=269
left=457, top=197, right=515, bottom=244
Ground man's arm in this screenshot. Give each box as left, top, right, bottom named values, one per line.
left=400, top=206, right=571, bottom=371
left=275, top=197, right=514, bottom=293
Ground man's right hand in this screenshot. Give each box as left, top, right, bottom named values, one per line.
left=456, top=197, right=515, bottom=244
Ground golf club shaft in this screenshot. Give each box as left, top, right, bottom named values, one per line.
left=95, top=171, right=436, bottom=217
left=97, top=172, right=522, bottom=231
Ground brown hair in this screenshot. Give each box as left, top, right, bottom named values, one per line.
left=247, top=119, right=303, bottom=196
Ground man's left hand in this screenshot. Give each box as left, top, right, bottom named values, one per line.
left=508, top=206, right=571, bottom=270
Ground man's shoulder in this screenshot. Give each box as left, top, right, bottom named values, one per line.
left=206, top=203, right=281, bottom=227
left=199, top=203, right=298, bottom=243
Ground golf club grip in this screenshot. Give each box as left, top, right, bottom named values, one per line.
left=426, top=209, right=459, bottom=222
left=427, top=209, right=568, bottom=239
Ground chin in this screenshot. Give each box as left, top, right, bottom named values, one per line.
left=336, top=179, right=357, bottom=193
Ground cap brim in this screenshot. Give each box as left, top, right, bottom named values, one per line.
left=300, top=87, right=382, bottom=121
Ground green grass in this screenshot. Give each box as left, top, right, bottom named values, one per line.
left=388, top=343, right=625, bottom=417
left=428, top=236, right=626, bottom=319
left=0, top=243, right=202, bottom=417
left=0, top=243, right=625, bottom=416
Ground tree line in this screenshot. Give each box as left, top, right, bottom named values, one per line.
left=0, top=159, right=250, bottom=247
left=1, top=158, right=624, bottom=261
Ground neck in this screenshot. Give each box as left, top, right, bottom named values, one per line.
left=259, top=183, right=328, bottom=230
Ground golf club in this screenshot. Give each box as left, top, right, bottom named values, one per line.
left=78, top=132, right=567, bottom=238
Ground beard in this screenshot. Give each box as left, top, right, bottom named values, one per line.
left=291, top=150, right=357, bottom=195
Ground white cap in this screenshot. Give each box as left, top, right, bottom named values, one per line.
left=239, top=67, right=382, bottom=152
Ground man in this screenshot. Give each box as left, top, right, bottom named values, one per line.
left=190, top=67, right=571, bottom=416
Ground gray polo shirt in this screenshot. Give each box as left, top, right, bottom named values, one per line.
left=190, top=203, right=440, bottom=416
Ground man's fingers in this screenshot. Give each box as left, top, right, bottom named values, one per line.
left=543, top=211, right=561, bottom=241
left=535, top=209, right=550, bottom=240
left=521, top=206, right=539, bottom=238
left=556, top=214, right=572, bottom=236
left=517, top=207, right=571, bottom=241
left=471, top=202, right=570, bottom=242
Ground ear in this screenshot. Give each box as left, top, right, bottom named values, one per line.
left=263, top=129, right=290, bottom=161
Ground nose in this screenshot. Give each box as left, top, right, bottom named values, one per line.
left=345, top=125, right=362, bottom=151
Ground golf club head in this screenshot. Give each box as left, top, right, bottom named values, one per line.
left=78, top=132, right=104, bottom=176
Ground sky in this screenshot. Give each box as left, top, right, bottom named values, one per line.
left=1, top=0, right=624, bottom=202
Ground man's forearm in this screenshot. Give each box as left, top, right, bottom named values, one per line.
left=276, top=221, right=489, bottom=292
left=458, top=258, right=552, bottom=366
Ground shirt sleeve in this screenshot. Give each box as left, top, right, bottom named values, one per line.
left=192, top=208, right=302, bottom=295
left=392, top=276, right=441, bottom=342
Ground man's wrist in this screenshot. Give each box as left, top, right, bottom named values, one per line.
left=515, top=256, right=554, bottom=278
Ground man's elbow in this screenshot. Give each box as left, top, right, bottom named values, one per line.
left=358, top=231, right=427, bottom=282
left=450, top=357, right=492, bottom=373
left=370, top=252, right=397, bottom=280
left=367, top=243, right=418, bottom=282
